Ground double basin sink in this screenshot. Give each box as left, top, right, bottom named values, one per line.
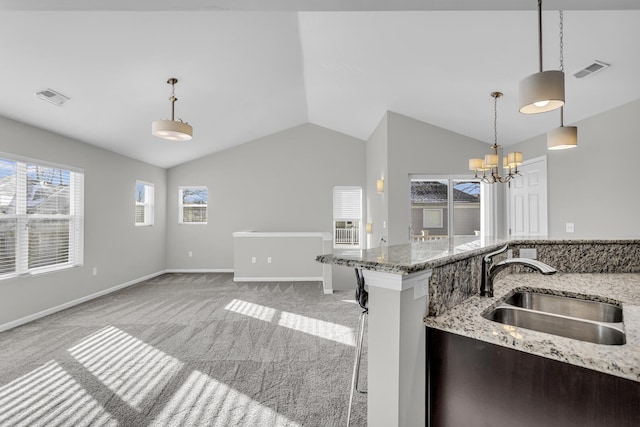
left=483, top=290, right=625, bottom=345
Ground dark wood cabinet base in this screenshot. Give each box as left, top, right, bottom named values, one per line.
left=427, top=328, right=640, bottom=427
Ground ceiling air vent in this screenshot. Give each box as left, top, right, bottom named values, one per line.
left=35, top=88, right=70, bottom=106
left=573, top=60, right=610, bottom=79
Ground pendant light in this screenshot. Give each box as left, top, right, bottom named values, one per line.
left=152, top=78, right=193, bottom=141
left=547, top=10, right=577, bottom=150
left=468, top=92, right=522, bottom=184
left=519, top=0, right=565, bottom=114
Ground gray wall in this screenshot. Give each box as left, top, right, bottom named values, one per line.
left=366, top=114, right=388, bottom=249
left=509, top=99, right=640, bottom=239
left=0, top=116, right=167, bottom=326
left=166, top=123, right=366, bottom=271
left=385, top=112, right=490, bottom=245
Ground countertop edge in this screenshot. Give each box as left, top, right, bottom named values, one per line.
left=423, top=273, right=640, bottom=383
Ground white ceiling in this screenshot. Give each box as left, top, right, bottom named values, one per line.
left=1, top=1, right=639, bottom=168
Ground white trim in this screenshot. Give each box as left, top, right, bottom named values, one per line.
left=0, top=270, right=166, bottom=333
left=233, top=276, right=324, bottom=282
left=166, top=268, right=234, bottom=273
left=363, top=269, right=432, bottom=292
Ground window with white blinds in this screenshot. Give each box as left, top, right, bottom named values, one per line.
left=135, top=181, right=154, bottom=226
left=333, top=186, right=362, bottom=248
left=0, top=155, right=84, bottom=279
left=178, top=186, right=208, bottom=224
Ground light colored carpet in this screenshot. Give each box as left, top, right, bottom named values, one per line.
left=0, top=273, right=367, bottom=426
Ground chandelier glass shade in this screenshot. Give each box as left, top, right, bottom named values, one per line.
left=152, top=78, right=193, bottom=141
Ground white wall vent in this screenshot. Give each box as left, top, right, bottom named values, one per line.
left=35, top=89, right=70, bottom=106
left=573, top=60, right=610, bottom=79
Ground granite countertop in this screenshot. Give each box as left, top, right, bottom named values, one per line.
left=424, top=273, right=640, bottom=382
left=316, top=236, right=505, bottom=275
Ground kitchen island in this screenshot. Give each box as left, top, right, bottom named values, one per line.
left=424, top=273, right=640, bottom=426
left=316, top=238, right=640, bottom=427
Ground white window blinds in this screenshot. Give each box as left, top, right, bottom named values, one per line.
left=333, top=186, right=362, bottom=248
left=0, top=156, right=84, bottom=279
left=135, top=181, right=154, bottom=226
left=333, top=187, right=362, bottom=220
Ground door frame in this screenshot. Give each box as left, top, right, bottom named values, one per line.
left=507, top=155, right=548, bottom=237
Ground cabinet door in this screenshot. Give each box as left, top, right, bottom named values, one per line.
left=427, top=328, right=640, bottom=427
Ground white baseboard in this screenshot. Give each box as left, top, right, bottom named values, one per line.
left=233, top=276, right=324, bottom=282
left=323, top=289, right=334, bottom=294
left=166, top=269, right=234, bottom=273
left=0, top=270, right=166, bottom=333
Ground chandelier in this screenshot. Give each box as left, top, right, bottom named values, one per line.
left=152, top=78, right=193, bottom=141
left=468, top=92, right=522, bottom=184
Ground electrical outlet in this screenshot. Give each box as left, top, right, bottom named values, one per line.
left=566, top=223, right=575, bottom=233
left=188, top=251, right=193, bottom=257
left=92, top=267, right=98, bottom=276
left=251, top=257, right=257, bottom=264
left=267, top=257, right=272, bottom=264
left=520, top=248, right=537, bottom=259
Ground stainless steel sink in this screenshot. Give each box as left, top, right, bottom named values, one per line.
left=484, top=306, right=626, bottom=345
left=483, top=291, right=626, bottom=345
left=504, top=291, right=623, bottom=323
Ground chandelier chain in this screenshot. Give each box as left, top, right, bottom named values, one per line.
left=493, top=94, right=498, bottom=146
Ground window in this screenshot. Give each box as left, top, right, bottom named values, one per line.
left=135, top=181, right=154, bottom=226
left=410, top=177, right=483, bottom=240
left=423, top=209, right=443, bottom=228
left=0, top=155, right=84, bottom=279
left=179, top=186, right=208, bottom=224
left=333, top=186, right=362, bottom=248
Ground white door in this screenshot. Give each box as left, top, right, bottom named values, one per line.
left=508, top=156, right=548, bottom=237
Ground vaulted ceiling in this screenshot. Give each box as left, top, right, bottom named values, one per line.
left=1, top=1, right=639, bottom=168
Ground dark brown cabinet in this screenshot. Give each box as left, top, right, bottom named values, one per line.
left=426, top=328, right=640, bottom=427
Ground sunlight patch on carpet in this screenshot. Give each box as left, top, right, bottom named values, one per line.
left=278, top=311, right=355, bottom=346
left=224, top=299, right=355, bottom=346
left=68, top=325, right=184, bottom=411
left=0, top=360, right=117, bottom=427
left=152, top=370, right=301, bottom=427
left=224, top=299, right=276, bottom=322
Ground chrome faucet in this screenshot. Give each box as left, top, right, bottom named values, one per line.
left=480, top=245, right=557, bottom=297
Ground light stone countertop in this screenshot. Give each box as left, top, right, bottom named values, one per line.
left=423, top=273, right=640, bottom=382
left=316, top=236, right=505, bottom=274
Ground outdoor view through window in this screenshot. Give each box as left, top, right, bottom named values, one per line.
left=410, top=179, right=481, bottom=241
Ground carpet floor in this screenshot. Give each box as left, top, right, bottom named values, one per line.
left=0, top=273, right=368, bottom=426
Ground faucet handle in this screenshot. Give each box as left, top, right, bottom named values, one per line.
left=483, top=244, right=509, bottom=264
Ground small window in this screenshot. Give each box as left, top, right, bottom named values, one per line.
left=135, top=181, right=154, bottom=226
left=423, top=209, right=443, bottom=228
left=333, top=186, right=362, bottom=248
left=179, top=186, right=208, bottom=224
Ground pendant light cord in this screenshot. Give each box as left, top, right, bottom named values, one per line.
left=559, top=10, right=565, bottom=125
left=538, top=0, right=543, bottom=72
